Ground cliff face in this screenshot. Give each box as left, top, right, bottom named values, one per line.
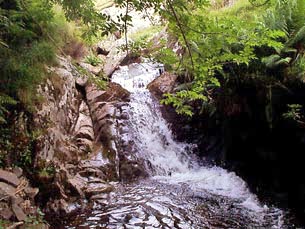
left=35, top=56, right=92, bottom=164
left=32, top=56, right=145, bottom=217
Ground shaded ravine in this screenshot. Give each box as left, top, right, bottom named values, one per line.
left=64, top=62, right=292, bottom=228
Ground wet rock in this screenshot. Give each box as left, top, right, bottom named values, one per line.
left=147, top=72, right=178, bottom=100
left=87, top=177, right=106, bottom=184
left=119, top=160, right=148, bottom=181
left=90, top=193, right=109, bottom=200
left=73, top=101, right=94, bottom=155
left=0, top=169, right=20, bottom=187
left=12, top=203, right=26, bottom=221
left=86, top=83, right=130, bottom=104
left=78, top=168, right=105, bottom=179
left=85, top=82, right=130, bottom=170
left=84, top=184, right=114, bottom=198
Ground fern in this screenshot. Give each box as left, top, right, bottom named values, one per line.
left=262, top=54, right=291, bottom=69
left=288, top=25, right=305, bottom=47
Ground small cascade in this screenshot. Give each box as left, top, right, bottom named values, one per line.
left=65, top=61, right=291, bottom=228
left=112, top=63, right=196, bottom=176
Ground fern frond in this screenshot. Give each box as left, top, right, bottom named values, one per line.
left=0, top=95, right=17, bottom=106
left=288, top=25, right=305, bottom=47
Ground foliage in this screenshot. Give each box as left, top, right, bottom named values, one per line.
left=89, top=74, right=109, bottom=90
left=262, top=0, right=305, bottom=79
left=119, top=38, right=148, bottom=57
left=0, top=94, right=17, bottom=124
left=36, top=160, right=56, bottom=179
left=75, top=64, right=109, bottom=90
left=282, top=104, right=303, bottom=121
left=0, top=219, right=10, bottom=229
left=24, top=208, right=47, bottom=226
left=85, top=53, right=103, bottom=66
left=0, top=112, right=38, bottom=169
left=157, top=0, right=286, bottom=115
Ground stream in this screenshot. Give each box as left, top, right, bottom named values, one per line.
left=64, top=62, right=292, bottom=228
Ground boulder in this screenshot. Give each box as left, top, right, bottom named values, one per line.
left=103, top=49, right=127, bottom=77
left=147, top=72, right=178, bottom=100
left=0, top=169, right=20, bottom=187
left=86, top=83, right=130, bottom=104
left=85, top=82, right=130, bottom=169
left=73, top=101, right=94, bottom=155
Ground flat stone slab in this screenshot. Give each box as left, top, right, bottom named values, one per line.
left=0, top=182, right=17, bottom=196
left=85, top=184, right=114, bottom=198
left=0, top=169, right=20, bottom=187
left=12, top=203, right=27, bottom=221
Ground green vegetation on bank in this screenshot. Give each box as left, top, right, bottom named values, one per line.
left=0, top=0, right=110, bottom=168
left=158, top=0, right=305, bottom=117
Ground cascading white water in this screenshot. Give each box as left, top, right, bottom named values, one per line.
left=63, top=61, right=289, bottom=228
left=112, top=62, right=196, bottom=176
left=111, top=61, right=286, bottom=227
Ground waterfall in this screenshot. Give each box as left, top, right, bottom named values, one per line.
left=111, top=61, right=285, bottom=227
left=65, top=61, right=289, bottom=228
left=112, top=63, right=195, bottom=176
